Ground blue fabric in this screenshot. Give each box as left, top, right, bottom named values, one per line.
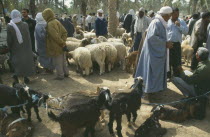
left=167, top=18, right=188, bottom=43
left=135, top=19, right=167, bottom=93
left=95, top=18, right=108, bottom=36
left=130, top=32, right=142, bottom=52
left=35, top=24, right=54, bottom=70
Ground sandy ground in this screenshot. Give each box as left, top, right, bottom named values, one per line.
left=1, top=29, right=210, bottom=137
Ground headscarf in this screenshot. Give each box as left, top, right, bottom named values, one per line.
left=158, top=6, right=173, bottom=15
left=97, top=9, right=104, bottom=20
left=9, top=9, right=23, bottom=44
left=197, top=47, right=209, bottom=61
left=139, top=8, right=145, bottom=13
left=35, top=13, right=46, bottom=25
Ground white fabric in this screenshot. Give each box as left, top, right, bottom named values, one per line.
left=158, top=6, right=172, bottom=14
left=129, top=9, right=135, bottom=16
left=35, top=13, right=46, bottom=25
left=139, top=8, right=145, bottom=12
left=116, top=12, right=120, bottom=18
left=148, top=10, right=154, bottom=16
left=86, top=15, right=92, bottom=23
left=9, top=10, right=23, bottom=44
left=97, top=9, right=104, bottom=13
left=155, top=13, right=170, bottom=72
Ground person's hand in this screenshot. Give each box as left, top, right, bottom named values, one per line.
left=166, top=42, right=173, bottom=49
left=63, top=46, right=69, bottom=52
left=175, top=21, right=180, bottom=27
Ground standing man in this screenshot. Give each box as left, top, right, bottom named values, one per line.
left=130, top=8, right=151, bottom=52
left=188, top=14, right=199, bottom=36
left=135, top=6, right=173, bottom=97
left=207, top=23, right=210, bottom=60
left=148, top=10, right=155, bottom=20
left=60, top=13, right=75, bottom=37
left=95, top=9, right=108, bottom=37
left=86, top=13, right=92, bottom=32
left=42, top=8, right=69, bottom=80
left=123, top=9, right=135, bottom=33
left=167, top=8, right=188, bottom=78
left=91, top=13, right=96, bottom=30
left=190, top=12, right=210, bottom=70
left=22, top=9, right=36, bottom=52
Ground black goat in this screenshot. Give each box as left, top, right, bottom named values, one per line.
left=13, top=84, right=49, bottom=122
left=135, top=106, right=167, bottom=137
left=108, top=77, right=144, bottom=137
left=48, top=87, right=112, bottom=137
left=0, top=84, right=29, bottom=116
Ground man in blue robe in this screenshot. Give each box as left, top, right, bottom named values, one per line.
left=135, top=6, right=173, bottom=95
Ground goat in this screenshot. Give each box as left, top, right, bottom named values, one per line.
left=135, top=106, right=167, bottom=137
left=108, top=77, right=144, bottom=137
left=0, top=84, right=29, bottom=116
left=125, top=51, right=139, bottom=73
left=48, top=87, right=112, bottom=137
left=0, top=110, right=33, bottom=137
left=13, top=84, right=49, bottom=122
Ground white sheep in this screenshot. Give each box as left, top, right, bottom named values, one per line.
left=103, top=43, right=118, bottom=72
left=66, top=38, right=90, bottom=51
left=107, top=38, right=124, bottom=43
left=66, top=37, right=82, bottom=42
left=83, top=32, right=96, bottom=39
left=116, top=28, right=126, bottom=38
left=85, top=44, right=106, bottom=75
left=69, top=47, right=93, bottom=76
left=104, top=42, right=127, bottom=70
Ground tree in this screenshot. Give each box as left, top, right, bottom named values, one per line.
left=108, top=0, right=117, bottom=36
left=29, top=0, right=36, bottom=18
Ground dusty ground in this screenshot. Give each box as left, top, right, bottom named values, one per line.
left=1, top=29, right=210, bottom=137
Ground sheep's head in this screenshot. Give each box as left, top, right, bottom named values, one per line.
left=97, top=87, right=112, bottom=108
left=130, top=77, right=144, bottom=96
left=81, top=38, right=91, bottom=46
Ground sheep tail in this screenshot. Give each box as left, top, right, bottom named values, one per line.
left=48, top=111, right=59, bottom=122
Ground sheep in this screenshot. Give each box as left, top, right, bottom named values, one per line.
left=181, top=37, right=194, bottom=66
left=83, top=32, right=96, bottom=39
left=107, top=38, right=124, bottom=43
left=0, top=110, right=33, bottom=137
left=48, top=87, right=112, bottom=137
left=115, top=28, right=126, bottom=38
left=108, top=77, right=144, bottom=137
left=65, top=38, right=90, bottom=51
left=104, top=43, right=118, bottom=72
left=0, top=84, right=30, bottom=117
left=68, top=47, right=93, bottom=76
left=13, top=84, right=49, bottom=122
left=125, top=51, right=139, bottom=73
left=108, top=42, right=127, bottom=70
left=134, top=106, right=167, bottom=137
left=126, top=38, right=133, bottom=47
left=66, top=37, right=82, bottom=42
left=85, top=44, right=106, bottom=75
left=98, top=36, right=108, bottom=43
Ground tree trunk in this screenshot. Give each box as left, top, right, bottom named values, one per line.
left=29, top=0, right=36, bottom=18
left=108, top=0, right=117, bottom=36
left=0, top=0, right=6, bottom=17
left=192, top=0, right=199, bottom=13
left=81, top=0, right=87, bottom=16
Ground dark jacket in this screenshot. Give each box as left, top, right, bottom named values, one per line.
left=130, top=19, right=136, bottom=39
left=22, top=17, right=36, bottom=52
left=188, top=19, right=198, bottom=35
left=95, top=18, right=108, bottom=37
left=123, top=14, right=133, bottom=33
left=180, top=60, right=210, bottom=95
left=59, top=18, right=75, bottom=37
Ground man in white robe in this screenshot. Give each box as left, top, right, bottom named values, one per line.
left=135, top=6, right=173, bottom=96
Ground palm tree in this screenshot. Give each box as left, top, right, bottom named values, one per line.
left=108, top=0, right=117, bottom=36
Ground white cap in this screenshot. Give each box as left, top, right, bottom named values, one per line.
left=158, top=6, right=172, bottom=14
left=139, top=8, right=145, bottom=12
left=97, top=9, right=104, bottom=13
left=148, top=10, right=154, bottom=16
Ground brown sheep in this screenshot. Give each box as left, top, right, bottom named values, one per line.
left=181, top=36, right=194, bottom=66
left=125, top=51, right=139, bottom=73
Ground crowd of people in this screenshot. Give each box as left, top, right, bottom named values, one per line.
left=0, top=5, right=210, bottom=120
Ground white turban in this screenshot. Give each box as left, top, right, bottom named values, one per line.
left=35, top=13, right=46, bottom=25
left=9, top=10, right=23, bottom=44
left=158, top=6, right=172, bottom=14
left=139, top=8, right=145, bottom=12
left=148, top=10, right=154, bottom=16
left=129, top=9, right=135, bottom=16
left=97, top=9, right=104, bottom=14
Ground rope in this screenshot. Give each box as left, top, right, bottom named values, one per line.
left=142, top=91, right=210, bottom=106
left=0, top=101, right=28, bottom=112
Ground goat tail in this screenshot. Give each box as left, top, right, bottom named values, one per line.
left=48, top=111, right=59, bottom=122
